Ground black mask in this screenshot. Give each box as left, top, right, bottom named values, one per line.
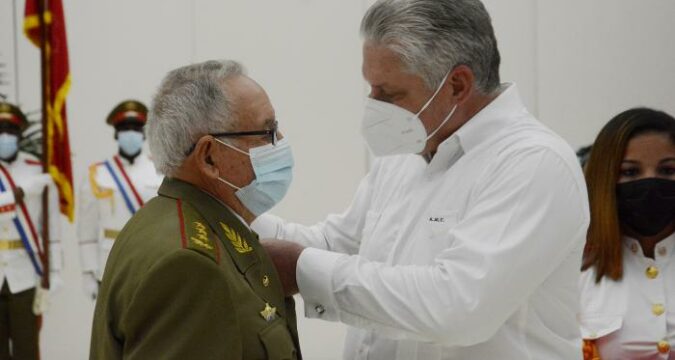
left=617, top=178, right=675, bottom=237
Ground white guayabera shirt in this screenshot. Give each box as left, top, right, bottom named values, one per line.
left=254, top=85, right=589, bottom=360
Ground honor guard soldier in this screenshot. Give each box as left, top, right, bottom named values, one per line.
left=78, top=100, right=162, bottom=299
left=0, top=102, right=62, bottom=360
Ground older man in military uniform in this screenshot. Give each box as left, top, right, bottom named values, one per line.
left=0, top=102, right=62, bottom=360
left=90, top=60, right=300, bottom=359
left=78, top=100, right=162, bottom=299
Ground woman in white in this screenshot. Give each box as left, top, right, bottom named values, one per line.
left=580, top=107, right=675, bottom=360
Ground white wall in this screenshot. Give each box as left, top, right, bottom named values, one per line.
left=0, top=1, right=672, bottom=359
left=537, top=0, right=675, bottom=148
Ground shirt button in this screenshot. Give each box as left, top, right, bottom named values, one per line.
left=658, top=246, right=667, bottom=257
left=315, top=305, right=325, bottom=315
left=653, top=303, right=665, bottom=316
left=630, top=243, right=639, bottom=254
left=657, top=340, right=670, bottom=354
left=646, top=266, right=659, bottom=279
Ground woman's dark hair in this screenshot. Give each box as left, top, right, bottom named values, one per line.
left=582, top=107, right=675, bottom=282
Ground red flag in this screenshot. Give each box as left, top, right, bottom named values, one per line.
left=24, top=0, right=74, bottom=221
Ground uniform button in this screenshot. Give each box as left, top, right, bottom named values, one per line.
left=315, top=305, right=325, bottom=315
left=653, top=303, right=665, bottom=316
left=657, top=340, right=670, bottom=354
left=646, top=266, right=659, bottom=279
left=262, top=275, right=270, bottom=287
left=630, top=243, right=639, bottom=254
left=658, top=247, right=667, bottom=257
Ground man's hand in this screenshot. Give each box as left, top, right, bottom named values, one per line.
left=82, top=272, right=99, bottom=300
left=260, top=239, right=305, bottom=297
left=13, top=187, right=24, bottom=204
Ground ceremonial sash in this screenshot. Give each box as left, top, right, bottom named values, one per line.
left=103, top=156, right=144, bottom=215
left=0, top=164, right=44, bottom=276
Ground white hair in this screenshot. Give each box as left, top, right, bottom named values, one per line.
left=147, top=60, right=245, bottom=176
left=361, top=0, right=501, bottom=94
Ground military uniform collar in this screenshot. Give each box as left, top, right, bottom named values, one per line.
left=159, top=177, right=260, bottom=273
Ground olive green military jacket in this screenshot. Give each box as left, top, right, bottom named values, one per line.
left=90, top=178, right=301, bottom=360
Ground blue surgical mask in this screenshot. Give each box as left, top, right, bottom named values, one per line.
left=215, top=138, right=294, bottom=216
left=118, top=130, right=144, bottom=156
left=0, top=133, right=19, bottom=160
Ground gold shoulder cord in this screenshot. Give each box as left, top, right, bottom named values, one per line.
left=89, top=164, right=115, bottom=213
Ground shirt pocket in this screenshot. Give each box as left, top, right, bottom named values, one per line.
left=258, top=318, right=298, bottom=360
left=578, top=313, right=623, bottom=340
left=427, top=211, right=459, bottom=240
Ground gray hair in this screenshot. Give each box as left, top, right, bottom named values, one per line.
left=361, top=0, right=501, bottom=94
left=147, top=60, right=245, bottom=176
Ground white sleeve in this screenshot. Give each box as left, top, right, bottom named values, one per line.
left=77, top=173, right=100, bottom=273
left=251, top=162, right=379, bottom=255
left=296, top=148, right=589, bottom=347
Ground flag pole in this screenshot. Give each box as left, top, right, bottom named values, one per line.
left=12, top=0, right=20, bottom=102
left=37, top=0, right=50, bottom=289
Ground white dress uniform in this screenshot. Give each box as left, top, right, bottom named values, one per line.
left=580, top=232, right=675, bottom=359
left=0, top=152, right=62, bottom=294
left=253, top=85, right=590, bottom=360
left=78, top=153, right=162, bottom=281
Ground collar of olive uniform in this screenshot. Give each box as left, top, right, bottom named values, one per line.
left=158, top=177, right=260, bottom=274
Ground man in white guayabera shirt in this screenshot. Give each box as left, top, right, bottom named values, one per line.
left=255, top=0, right=590, bottom=359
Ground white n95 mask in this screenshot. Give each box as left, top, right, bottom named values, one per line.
left=361, top=72, right=457, bottom=157
left=216, top=138, right=294, bottom=216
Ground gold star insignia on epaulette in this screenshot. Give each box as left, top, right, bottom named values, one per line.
left=191, top=221, right=214, bottom=250
left=220, top=222, right=253, bottom=254
left=260, top=303, right=277, bottom=322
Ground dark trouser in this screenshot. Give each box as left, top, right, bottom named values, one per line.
left=0, top=281, right=39, bottom=360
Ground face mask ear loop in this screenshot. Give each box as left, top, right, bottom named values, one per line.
left=415, top=71, right=451, bottom=117
left=214, top=137, right=249, bottom=156
left=426, top=103, right=458, bottom=140
left=218, top=176, right=242, bottom=191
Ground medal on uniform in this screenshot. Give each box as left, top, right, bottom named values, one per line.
left=260, top=303, right=277, bottom=322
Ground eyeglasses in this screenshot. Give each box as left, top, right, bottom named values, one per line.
left=211, top=120, right=278, bottom=146
left=185, top=121, right=278, bottom=155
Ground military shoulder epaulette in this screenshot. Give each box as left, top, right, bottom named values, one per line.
left=87, top=162, right=106, bottom=175
left=176, top=199, right=221, bottom=264
left=88, top=162, right=112, bottom=199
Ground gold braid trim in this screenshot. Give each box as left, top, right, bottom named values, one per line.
left=89, top=164, right=113, bottom=199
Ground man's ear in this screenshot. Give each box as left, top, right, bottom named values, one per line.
left=193, top=136, right=220, bottom=179
left=448, top=64, right=475, bottom=105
